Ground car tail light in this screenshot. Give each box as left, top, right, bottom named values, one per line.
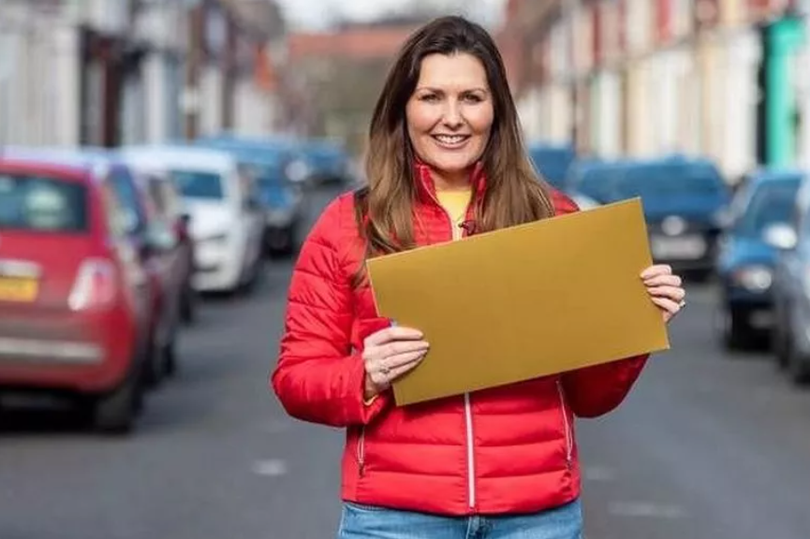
left=68, top=258, right=117, bottom=311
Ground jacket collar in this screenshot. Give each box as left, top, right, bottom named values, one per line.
left=413, top=160, right=487, bottom=205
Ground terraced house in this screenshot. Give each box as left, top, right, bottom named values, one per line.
left=503, top=0, right=810, bottom=183
left=0, top=0, right=284, bottom=148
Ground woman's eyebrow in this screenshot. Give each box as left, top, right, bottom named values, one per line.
left=415, top=86, right=489, bottom=93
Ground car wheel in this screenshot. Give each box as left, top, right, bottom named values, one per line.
left=721, top=306, right=750, bottom=351
left=163, top=338, right=177, bottom=378
left=238, top=255, right=262, bottom=296
left=787, top=337, right=810, bottom=385
left=142, top=332, right=164, bottom=389
left=773, top=310, right=790, bottom=370
left=267, top=225, right=298, bottom=258
left=180, top=283, right=196, bottom=325
left=90, top=365, right=143, bottom=435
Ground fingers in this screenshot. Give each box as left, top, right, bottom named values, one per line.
left=640, top=264, right=672, bottom=280
left=642, top=266, right=686, bottom=321
left=646, top=285, right=686, bottom=303
left=642, top=273, right=682, bottom=288
left=364, top=326, right=424, bottom=347
left=376, top=340, right=430, bottom=359
left=384, top=356, right=425, bottom=381
left=366, top=351, right=427, bottom=387
left=362, top=333, right=430, bottom=389
left=651, top=295, right=682, bottom=317
left=374, top=349, right=429, bottom=371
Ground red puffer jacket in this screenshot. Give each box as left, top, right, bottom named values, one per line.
left=271, top=164, right=649, bottom=516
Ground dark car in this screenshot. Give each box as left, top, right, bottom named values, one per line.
left=770, top=172, right=810, bottom=383
left=716, top=169, right=802, bottom=350
left=0, top=148, right=162, bottom=433
left=611, top=157, right=732, bottom=278
left=527, top=143, right=576, bottom=192
left=193, top=136, right=304, bottom=257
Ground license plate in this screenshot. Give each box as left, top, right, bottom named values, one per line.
left=0, top=277, right=39, bottom=302
left=651, top=235, right=707, bottom=260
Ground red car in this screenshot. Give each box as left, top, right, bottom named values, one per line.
left=0, top=152, right=153, bottom=433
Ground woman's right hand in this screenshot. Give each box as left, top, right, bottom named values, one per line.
left=362, top=326, right=429, bottom=400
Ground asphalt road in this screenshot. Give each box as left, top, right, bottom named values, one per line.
left=1, top=185, right=809, bottom=539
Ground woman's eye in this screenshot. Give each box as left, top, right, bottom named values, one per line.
left=420, top=94, right=440, bottom=102
left=463, top=94, right=483, bottom=103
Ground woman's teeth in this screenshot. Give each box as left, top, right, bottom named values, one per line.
left=433, top=135, right=468, bottom=145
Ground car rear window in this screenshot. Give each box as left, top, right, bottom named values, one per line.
left=619, top=164, right=727, bottom=198
left=742, top=180, right=800, bottom=235
left=171, top=169, right=224, bottom=200
left=571, top=166, right=621, bottom=203
left=0, top=173, right=87, bottom=232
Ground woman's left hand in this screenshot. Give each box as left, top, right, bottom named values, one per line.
left=641, top=264, right=686, bottom=323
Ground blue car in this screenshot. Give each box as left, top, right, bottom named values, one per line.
left=527, top=143, right=575, bottom=192
left=610, top=157, right=732, bottom=278
left=298, top=139, right=353, bottom=186
left=564, top=158, right=625, bottom=207
left=716, top=169, right=802, bottom=349
left=193, top=136, right=304, bottom=257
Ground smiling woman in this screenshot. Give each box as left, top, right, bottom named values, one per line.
left=271, top=15, right=687, bottom=539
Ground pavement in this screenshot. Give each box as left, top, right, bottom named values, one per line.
left=1, top=185, right=809, bottom=539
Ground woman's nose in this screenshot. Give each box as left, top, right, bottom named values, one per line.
left=441, top=100, right=464, bottom=128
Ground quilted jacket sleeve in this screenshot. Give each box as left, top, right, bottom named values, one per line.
left=550, top=189, right=651, bottom=418
left=270, top=196, right=391, bottom=427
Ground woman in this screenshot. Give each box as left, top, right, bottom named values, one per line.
left=272, top=15, right=686, bottom=539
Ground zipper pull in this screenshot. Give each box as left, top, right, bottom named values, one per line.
left=359, top=460, right=365, bottom=477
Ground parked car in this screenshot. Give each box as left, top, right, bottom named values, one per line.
left=122, top=146, right=265, bottom=295
left=564, top=158, right=625, bottom=210
left=0, top=149, right=158, bottom=433
left=297, top=138, right=353, bottom=186
left=527, top=142, right=576, bottom=192
left=716, top=169, right=802, bottom=350
left=611, top=157, right=732, bottom=279
left=770, top=172, right=810, bottom=383
left=137, top=164, right=197, bottom=324
left=193, top=136, right=305, bottom=257
left=118, top=158, right=197, bottom=384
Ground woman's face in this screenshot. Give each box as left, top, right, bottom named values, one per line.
left=406, top=53, right=494, bottom=184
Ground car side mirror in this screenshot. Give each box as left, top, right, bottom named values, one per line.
left=763, top=222, right=797, bottom=251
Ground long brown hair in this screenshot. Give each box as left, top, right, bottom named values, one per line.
left=353, top=16, right=554, bottom=279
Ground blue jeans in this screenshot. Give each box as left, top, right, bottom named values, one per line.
left=337, top=499, right=583, bottom=539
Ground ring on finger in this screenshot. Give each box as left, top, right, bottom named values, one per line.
left=379, top=361, right=391, bottom=376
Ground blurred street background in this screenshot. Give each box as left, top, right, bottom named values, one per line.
left=2, top=1, right=810, bottom=538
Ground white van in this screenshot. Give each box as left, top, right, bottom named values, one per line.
left=121, top=146, right=264, bottom=294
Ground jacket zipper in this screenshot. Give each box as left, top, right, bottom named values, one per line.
left=446, top=203, right=476, bottom=509
left=556, top=380, right=573, bottom=469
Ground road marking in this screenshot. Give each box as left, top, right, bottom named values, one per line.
left=583, top=466, right=616, bottom=482
left=608, top=501, right=686, bottom=519
left=252, top=459, right=288, bottom=477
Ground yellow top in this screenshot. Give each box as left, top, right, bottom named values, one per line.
left=436, top=188, right=473, bottom=225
